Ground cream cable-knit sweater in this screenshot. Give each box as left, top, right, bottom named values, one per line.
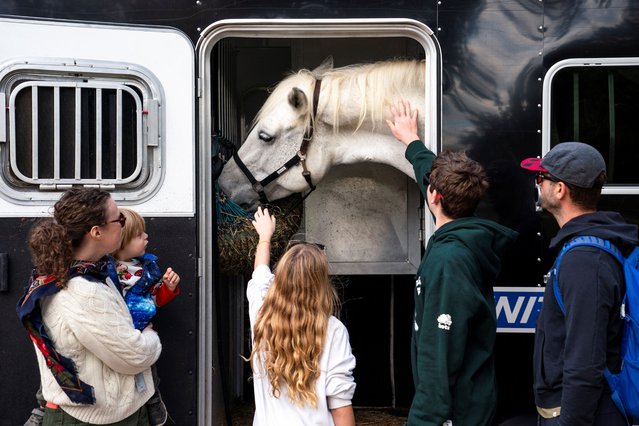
left=35, top=274, right=162, bottom=424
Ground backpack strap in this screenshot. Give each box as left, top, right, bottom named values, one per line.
left=552, top=236, right=624, bottom=314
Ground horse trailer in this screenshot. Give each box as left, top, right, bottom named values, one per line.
left=1, top=1, right=639, bottom=425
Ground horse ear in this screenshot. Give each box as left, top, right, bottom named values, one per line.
left=288, top=87, right=308, bottom=112
left=312, top=56, right=334, bottom=76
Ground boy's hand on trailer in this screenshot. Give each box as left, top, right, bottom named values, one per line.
left=162, top=267, right=180, bottom=291
left=386, top=99, right=420, bottom=146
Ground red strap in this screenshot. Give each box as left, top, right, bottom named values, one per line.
left=45, top=401, right=59, bottom=409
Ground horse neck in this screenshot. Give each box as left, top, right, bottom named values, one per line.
left=314, top=127, right=418, bottom=180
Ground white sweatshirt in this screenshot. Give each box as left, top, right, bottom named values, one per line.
left=36, top=274, right=162, bottom=424
left=247, top=265, right=357, bottom=426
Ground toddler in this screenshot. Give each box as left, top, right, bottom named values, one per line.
left=113, top=208, right=181, bottom=426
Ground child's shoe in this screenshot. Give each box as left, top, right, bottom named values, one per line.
left=147, top=392, right=168, bottom=426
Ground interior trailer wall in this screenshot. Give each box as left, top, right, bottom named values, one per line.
left=213, top=36, right=425, bottom=410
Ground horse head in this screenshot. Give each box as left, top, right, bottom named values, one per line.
left=218, top=59, right=333, bottom=211
left=218, top=58, right=425, bottom=211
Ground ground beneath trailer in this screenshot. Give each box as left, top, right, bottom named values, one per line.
left=231, top=403, right=408, bottom=425
left=230, top=404, right=539, bottom=425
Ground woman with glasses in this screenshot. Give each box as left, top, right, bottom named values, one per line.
left=247, top=207, right=356, bottom=426
left=18, top=188, right=161, bottom=425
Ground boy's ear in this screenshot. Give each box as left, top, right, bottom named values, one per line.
left=426, top=187, right=443, bottom=206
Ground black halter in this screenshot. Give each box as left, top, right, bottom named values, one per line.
left=232, top=79, right=322, bottom=205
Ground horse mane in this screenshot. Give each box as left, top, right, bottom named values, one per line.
left=253, top=59, right=425, bottom=134
left=320, top=59, right=425, bottom=132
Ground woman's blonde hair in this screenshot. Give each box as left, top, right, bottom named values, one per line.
left=114, top=208, right=146, bottom=253
left=249, top=243, right=339, bottom=407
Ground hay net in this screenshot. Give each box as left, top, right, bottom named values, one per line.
left=216, top=188, right=303, bottom=276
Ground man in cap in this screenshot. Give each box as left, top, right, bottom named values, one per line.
left=521, top=142, right=638, bottom=425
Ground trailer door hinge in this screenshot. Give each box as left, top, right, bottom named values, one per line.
left=418, top=202, right=426, bottom=243
left=39, top=184, right=72, bottom=191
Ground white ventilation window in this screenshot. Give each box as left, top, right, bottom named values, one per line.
left=0, top=59, right=163, bottom=202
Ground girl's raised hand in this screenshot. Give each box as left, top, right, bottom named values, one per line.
left=252, top=206, right=276, bottom=242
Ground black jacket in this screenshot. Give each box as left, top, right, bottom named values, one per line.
left=533, top=211, right=638, bottom=425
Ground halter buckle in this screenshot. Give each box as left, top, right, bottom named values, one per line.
left=252, top=182, right=264, bottom=193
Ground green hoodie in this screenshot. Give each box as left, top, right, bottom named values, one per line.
left=404, top=141, right=518, bottom=426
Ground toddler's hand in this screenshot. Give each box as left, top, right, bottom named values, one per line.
left=163, top=267, right=180, bottom=291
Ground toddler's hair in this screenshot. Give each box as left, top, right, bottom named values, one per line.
left=116, top=208, right=146, bottom=252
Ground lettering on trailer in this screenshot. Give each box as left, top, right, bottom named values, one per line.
left=494, top=287, right=544, bottom=333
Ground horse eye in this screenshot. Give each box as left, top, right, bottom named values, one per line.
left=258, top=131, right=274, bottom=143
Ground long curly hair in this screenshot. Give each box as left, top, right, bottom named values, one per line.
left=29, top=188, right=111, bottom=288
left=249, top=243, right=339, bottom=407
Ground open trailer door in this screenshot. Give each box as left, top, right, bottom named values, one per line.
left=196, top=18, right=440, bottom=413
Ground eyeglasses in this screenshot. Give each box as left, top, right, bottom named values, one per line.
left=536, top=173, right=560, bottom=185
left=286, top=239, right=326, bottom=252
left=102, top=212, right=126, bottom=228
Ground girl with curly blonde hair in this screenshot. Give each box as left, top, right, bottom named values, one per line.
left=248, top=207, right=356, bottom=425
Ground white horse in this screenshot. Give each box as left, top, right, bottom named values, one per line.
left=217, top=58, right=426, bottom=211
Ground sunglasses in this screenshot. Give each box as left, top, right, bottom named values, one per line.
left=286, top=239, right=326, bottom=252
left=102, top=212, right=126, bottom=228
left=536, top=173, right=560, bottom=185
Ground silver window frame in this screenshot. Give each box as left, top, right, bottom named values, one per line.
left=543, top=57, right=639, bottom=195
left=0, top=58, right=165, bottom=203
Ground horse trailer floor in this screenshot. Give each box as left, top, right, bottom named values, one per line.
left=230, top=403, right=408, bottom=425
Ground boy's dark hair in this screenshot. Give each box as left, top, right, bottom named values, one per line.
left=428, top=151, right=489, bottom=219
left=564, top=171, right=606, bottom=210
